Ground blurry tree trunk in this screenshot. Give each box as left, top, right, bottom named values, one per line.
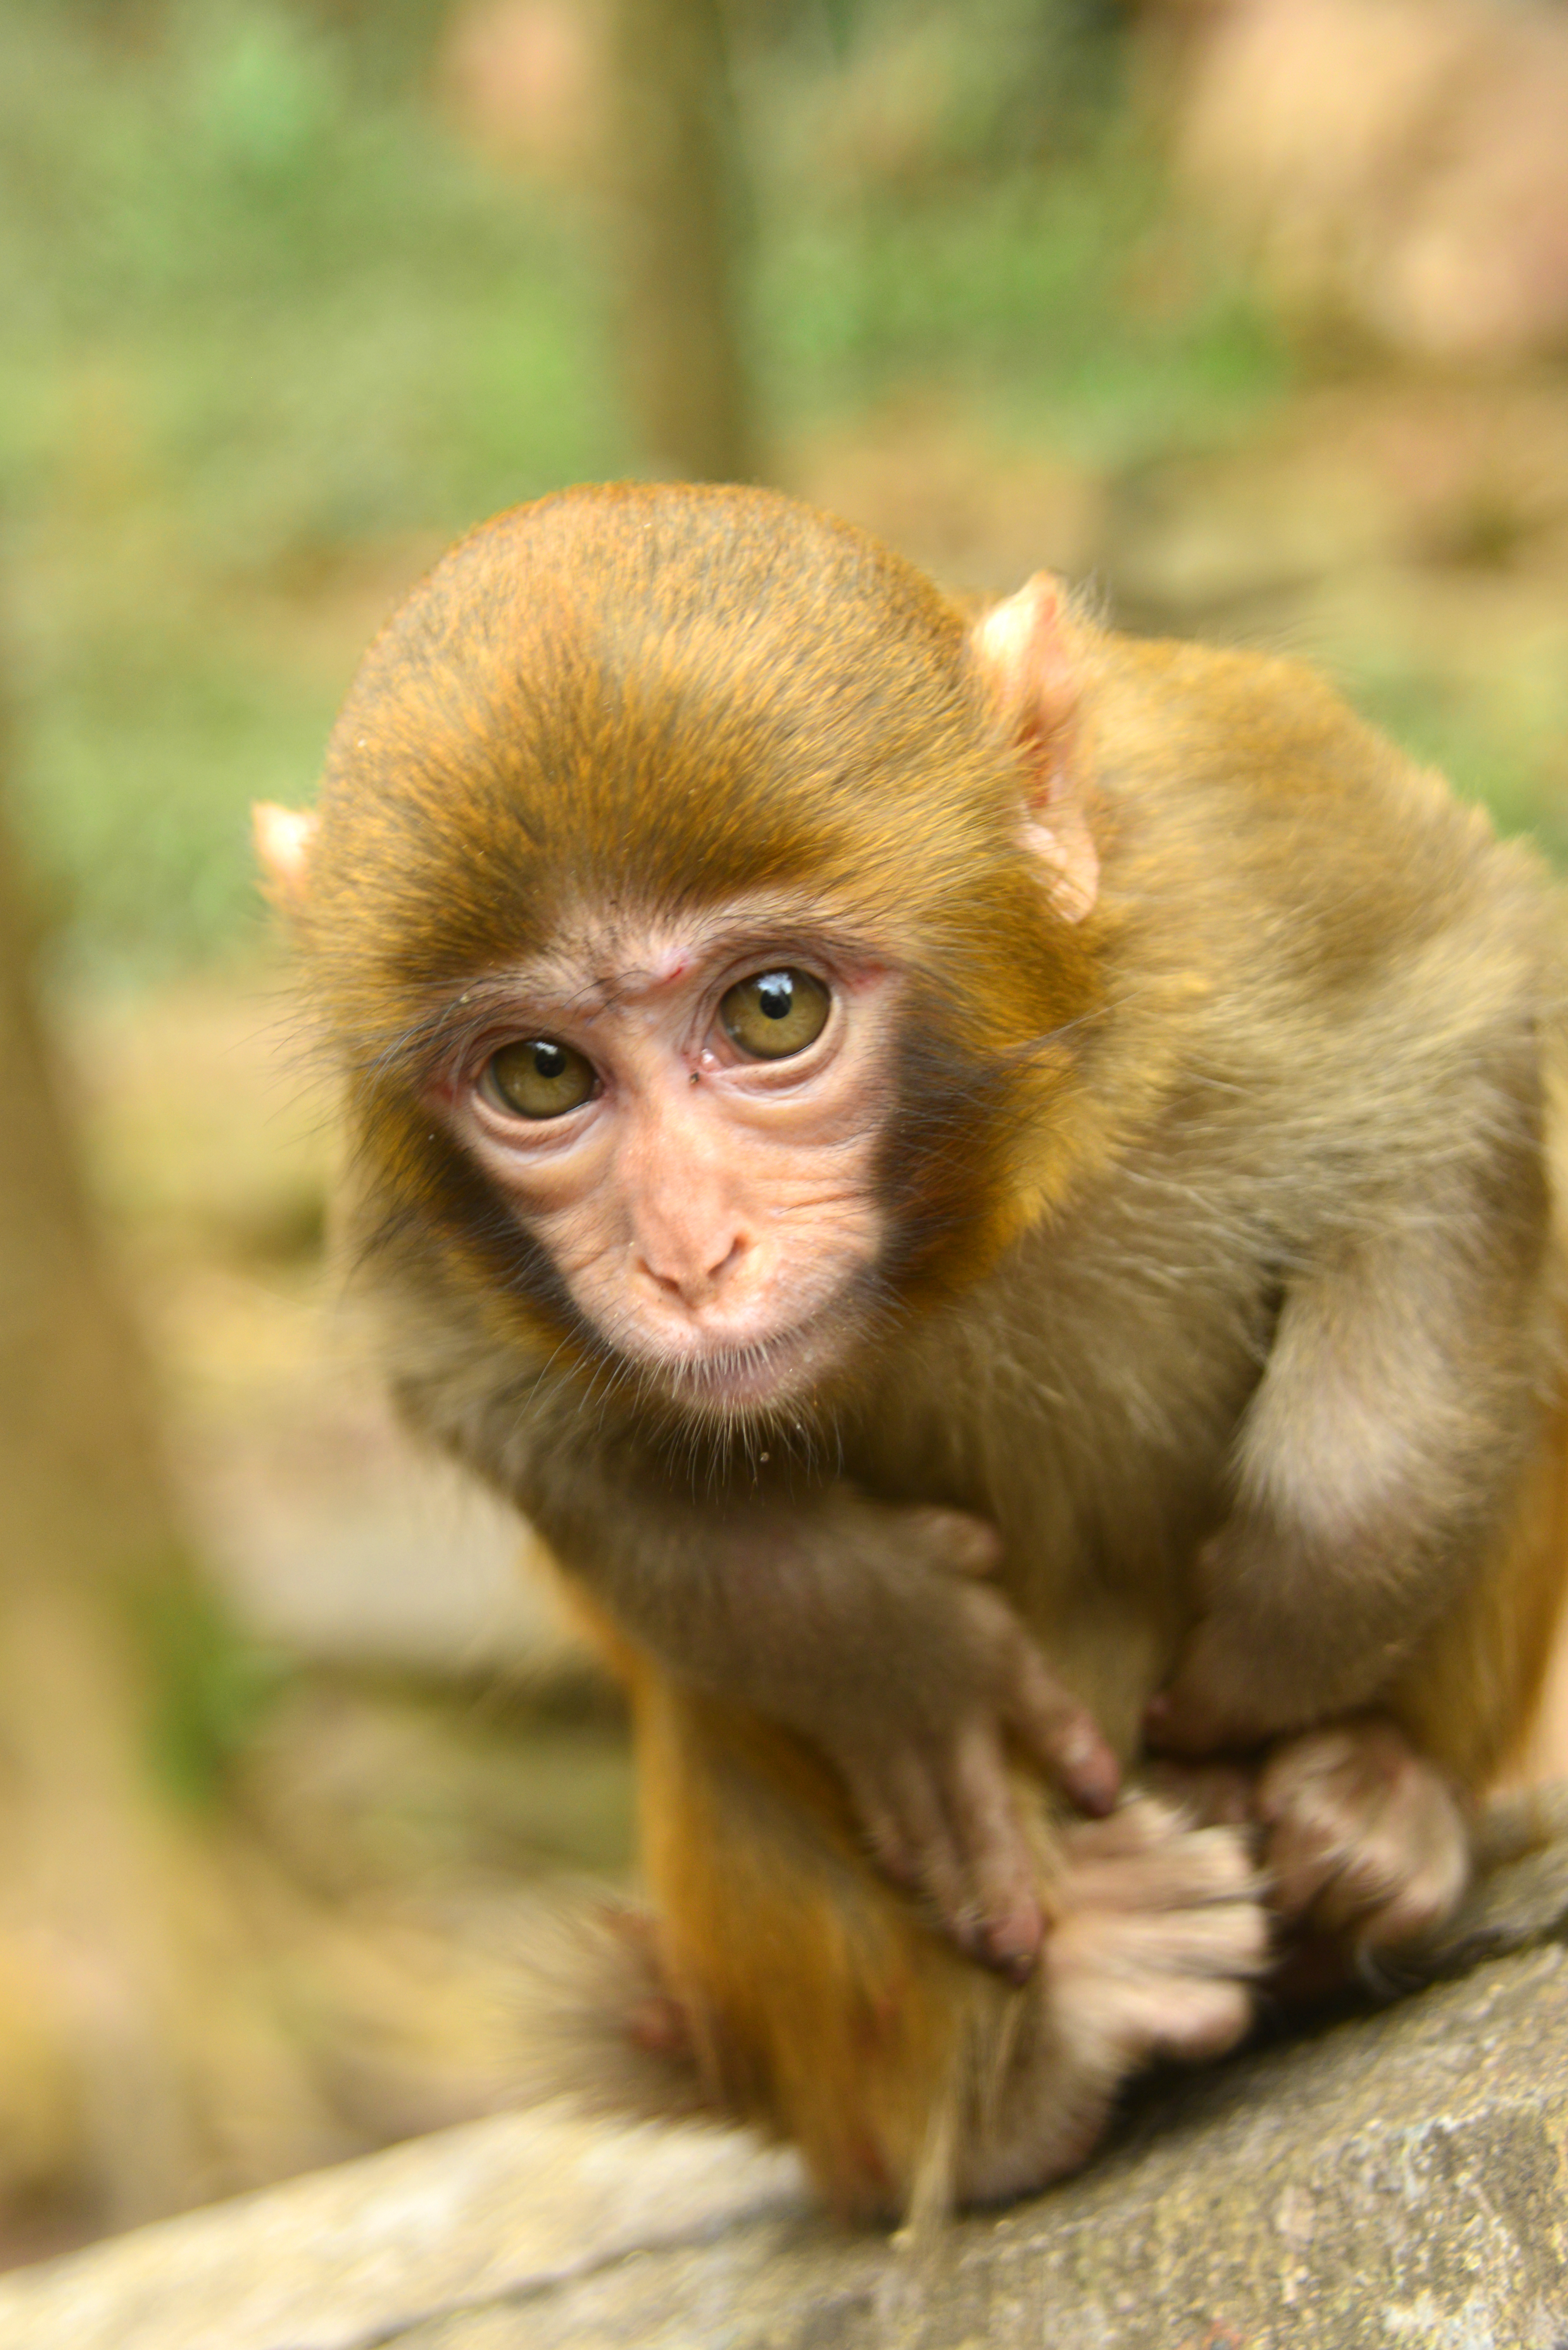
left=0, top=796, right=353, bottom=2240
left=0, top=763, right=509, bottom=2252
left=600, top=0, right=759, bottom=481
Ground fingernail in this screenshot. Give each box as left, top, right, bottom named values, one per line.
left=984, top=1907, right=1043, bottom=1982
left=991, top=1938, right=1039, bottom=1986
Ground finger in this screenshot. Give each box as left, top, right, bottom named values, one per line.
left=879, top=1750, right=985, bottom=1967
left=1256, top=1733, right=1383, bottom=1919
left=1009, top=1649, right=1120, bottom=1815
left=949, top=1724, right=1045, bottom=1982
left=844, top=1768, right=920, bottom=1892
left=1267, top=1813, right=1347, bottom=1921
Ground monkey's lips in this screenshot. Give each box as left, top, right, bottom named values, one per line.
left=618, top=1307, right=848, bottom=1416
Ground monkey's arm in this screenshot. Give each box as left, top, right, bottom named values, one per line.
left=1150, top=1155, right=1551, bottom=1755
left=503, top=1409, right=1119, bottom=1978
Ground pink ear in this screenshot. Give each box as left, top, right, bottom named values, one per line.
left=253, top=803, right=318, bottom=910
left=971, top=576, right=1098, bottom=924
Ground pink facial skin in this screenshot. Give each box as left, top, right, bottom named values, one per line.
left=428, top=908, right=901, bottom=1414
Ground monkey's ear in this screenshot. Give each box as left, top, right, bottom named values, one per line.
left=970, top=575, right=1098, bottom=924
left=253, top=803, right=319, bottom=913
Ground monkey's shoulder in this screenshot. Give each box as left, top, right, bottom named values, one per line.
left=1085, top=633, right=1560, bottom=1026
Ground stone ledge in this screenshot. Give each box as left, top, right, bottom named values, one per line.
left=0, top=2110, right=805, bottom=2350
left=4, top=1803, right=1568, bottom=2350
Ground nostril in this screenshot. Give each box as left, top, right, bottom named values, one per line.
left=639, top=1234, right=746, bottom=1308
left=709, top=1236, right=745, bottom=1285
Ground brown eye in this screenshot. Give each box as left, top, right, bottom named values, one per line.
left=720, top=968, right=831, bottom=1060
left=484, top=1038, right=595, bottom=1119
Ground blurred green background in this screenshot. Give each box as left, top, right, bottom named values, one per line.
left=2, top=0, right=1288, bottom=973
left=7, top=0, right=1567, bottom=985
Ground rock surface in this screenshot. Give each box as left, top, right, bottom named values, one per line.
left=4, top=1807, right=1568, bottom=2350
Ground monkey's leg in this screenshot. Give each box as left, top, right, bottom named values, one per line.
left=633, top=1669, right=1266, bottom=2217
left=1391, top=1389, right=1568, bottom=1797
left=1259, top=1389, right=1568, bottom=1971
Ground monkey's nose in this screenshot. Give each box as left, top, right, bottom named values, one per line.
left=638, top=1234, right=747, bottom=1314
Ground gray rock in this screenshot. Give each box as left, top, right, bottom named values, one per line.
left=5, top=1814, right=1568, bottom=2350
left=0, top=2113, right=806, bottom=2350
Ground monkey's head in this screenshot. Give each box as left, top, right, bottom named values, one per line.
left=259, top=484, right=1104, bottom=1428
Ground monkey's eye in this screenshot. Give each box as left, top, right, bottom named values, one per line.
left=483, top=1038, right=596, bottom=1119
left=719, top=968, right=831, bottom=1060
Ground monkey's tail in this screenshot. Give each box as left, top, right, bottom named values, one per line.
left=505, top=1887, right=717, bottom=2127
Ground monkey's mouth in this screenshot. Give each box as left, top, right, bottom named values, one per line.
left=622, top=1310, right=844, bottom=1417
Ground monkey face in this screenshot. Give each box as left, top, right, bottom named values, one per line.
left=271, top=487, right=1108, bottom=1421
left=422, top=901, right=900, bottom=1414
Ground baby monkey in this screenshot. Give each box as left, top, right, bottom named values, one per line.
left=259, top=483, right=1568, bottom=2215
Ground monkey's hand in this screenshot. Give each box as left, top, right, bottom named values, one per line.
left=528, top=1460, right=1118, bottom=1979
left=773, top=1500, right=1120, bottom=1982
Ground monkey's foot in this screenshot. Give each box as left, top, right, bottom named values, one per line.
left=1257, top=1717, right=1471, bottom=1966
left=1049, top=1796, right=1270, bottom=2062
left=959, top=1794, right=1267, bottom=2205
